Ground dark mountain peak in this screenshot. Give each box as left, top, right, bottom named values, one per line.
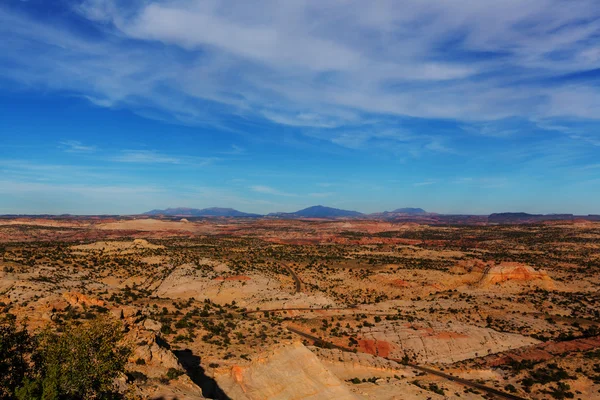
left=296, top=205, right=363, bottom=217
left=268, top=205, right=363, bottom=219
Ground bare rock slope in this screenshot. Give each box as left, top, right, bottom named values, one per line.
left=358, top=321, right=539, bottom=364
left=214, top=342, right=359, bottom=400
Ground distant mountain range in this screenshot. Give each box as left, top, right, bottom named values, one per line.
left=371, top=207, right=428, bottom=216
left=487, top=212, right=580, bottom=224
left=64, top=207, right=600, bottom=223
left=144, top=205, right=365, bottom=219
left=143, top=207, right=261, bottom=218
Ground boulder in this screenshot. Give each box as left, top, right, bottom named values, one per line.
left=143, top=318, right=162, bottom=332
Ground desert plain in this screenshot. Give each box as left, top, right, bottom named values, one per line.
left=1, top=216, right=600, bottom=399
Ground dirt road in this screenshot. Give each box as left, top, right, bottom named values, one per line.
left=286, top=326, right=528, bottom=400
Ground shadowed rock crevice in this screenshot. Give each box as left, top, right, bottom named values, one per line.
left=173, top=349, right=231, bottom=400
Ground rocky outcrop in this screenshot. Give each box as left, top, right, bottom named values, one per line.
left=482, top=335, right=600, bottom=366
left=478, top=262, right=554, bottom=288
left=127, top=327, right=184, bottom=378
left=62, top=291, right=105, bottom=307
left=110, top=305, right=138, bottom=319
left=309, top=347, right=416, bottom=380
left=453, top=260, right=555, bottom=289
left=214, top=342, right=359, bottom=399
left=146, top=374, right=207, bottom=400
left=154, top=263, right=335, bottom=309
left=143, top=318, right=162, bottom=332
left=132, top=341, right=182, bottom=375
left=358, top=321, right=539, bottom=364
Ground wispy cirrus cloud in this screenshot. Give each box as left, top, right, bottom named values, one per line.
left=250, top=185, right=297, bottom=197
left=59, top=140, right=97, bottom=153
left=111, top=150, right=183, bottom=164
left=2, top=0, right=600, bottom=144
left=304, top=127, right=454, bottom=156
left=55, top=140, right=220, bottom=166
left=110, top=150, right=218, bottom=166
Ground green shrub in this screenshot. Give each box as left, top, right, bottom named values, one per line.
left=126, top=371, right=147, bottom=383
left=18, top=317, right=130, bottom=400
left=0, top=318, right=33, bottom=399
left=166, top=368, right=184, bottom=380
left=505, top=384, right=517, bottom=393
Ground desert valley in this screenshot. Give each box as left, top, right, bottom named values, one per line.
left=2, top=212, right=600, bottom=399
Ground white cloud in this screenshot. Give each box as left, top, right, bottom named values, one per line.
left=110, top=150, right=218, bottom=166
left=111, top=150, right=182, bottom=164
left=125, top=3, right=361, bottom=72
left=2, top=0, right=600, bottom=153
left=304, top=127, right=453, bottom=155
left=250, top=185, right=296, bottom=197
left=59, top=140, right=97, bottom=153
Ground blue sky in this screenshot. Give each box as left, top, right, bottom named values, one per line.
left=1, top=0, right=599, bottom=215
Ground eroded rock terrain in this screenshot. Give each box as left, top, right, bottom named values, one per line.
left=1, top=217, right=600, bottom=399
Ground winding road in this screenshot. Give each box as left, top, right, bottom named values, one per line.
left=265, top=262, right=528, bottom=399
left=284, top=264, right=304, bottom=293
